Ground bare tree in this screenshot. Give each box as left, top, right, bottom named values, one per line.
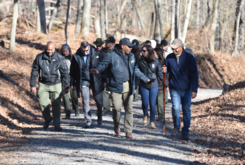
left=134, top=0, right=145, bottom=33
left=10, top=0, right=18, bottom=52
left=81, top=0, right=91, bottom=36
left=181, top=0, right=192, bottom=43
left=75, top=0, right=83, bottom=34
left=232, top=0, right=245, bottom=56
left=0, top=0, right=10, bottom=21
left=105, top=0, right=108, bottom=34
left=196, top=0, right=200, bottom=28
left=100, top=0, right=106, bottom=39
left=48, top=0, right=60, bottom=33
left=149, top=13, right=154, bottom=38
left=65, top=0, right=70, bottom=44
left=215, top=5, right=221, bottom=50
left=154, top=0, right=161, bottom=41
left=170, top=0, right=175, bottom=42
left=238, top=8, right=244, bottom=54
left=36, top=0, right=47, bottom=34
left=117, top=0, right=128, bottom=27
left=36, top=4, right=41, bottom=33
left=210, top=0, right=219, bottom=53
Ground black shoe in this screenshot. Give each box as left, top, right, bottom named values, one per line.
left=182, top=133, right=189, bottom=140
left=97, top=116, right=102, bottom=126
left=65, top=115, right=70, bottom=119
left=75, top=111, right=80, bottom=117
left=133, top=98, right=138, bottom=102
left=43, top=118, right=53, bottom=129
left=55, top=126, right=62, bottom=131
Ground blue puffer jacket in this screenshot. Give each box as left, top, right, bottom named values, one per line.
left=96, top=45, right=149, bottom=94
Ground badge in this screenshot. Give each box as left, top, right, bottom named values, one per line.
left=152, top=64, right=155, bottom=68
left=131, top=60, right=135, bottom=63
left=96, top=56, right=99, bottom=58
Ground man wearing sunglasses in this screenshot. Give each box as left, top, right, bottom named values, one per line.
left=161, top=38, right=198, bottom=141
left=90, top=38, right=150, bottom=139
left=70, top=41, right=104, bottom=128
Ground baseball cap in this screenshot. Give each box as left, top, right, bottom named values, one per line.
left=132, top=39, right=139, bottom=48
left=104, top=36, right=115, bottom=43
left=119, top=38, right=135, bottom=48
left=170, top=38, right=184, bottom=49
left=161, top=39, right=168, bottom=47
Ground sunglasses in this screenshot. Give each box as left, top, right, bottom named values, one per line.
left=171, top=47, right=179, bottom=51
left=142, top=50, right=147, bottom=53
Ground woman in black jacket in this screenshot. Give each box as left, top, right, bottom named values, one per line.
left=137, top=45, right=163, bottom=128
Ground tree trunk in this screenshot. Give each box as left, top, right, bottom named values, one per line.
left=154, top=0, right=161, bottom=41
left=215, top=5, right=221, bottom=50
left=47, top=0, right=60, bottom=33
left=105, top=0, right=108, bottom=34
left=117, top=0, right=128, bottom=27
left=9, top=0, right=18, bottom=52
left=75, top=0, right=83, bottom=34
left=131, top=4, right=137, bottom=30
left=94, top=15, right=101, bottom=38
left=238, top=8, right=244, bottom=54
left=0, top=0, right=10, bottom=21
left=170, top=0, right=175, bottom=42
left=175, top=0, right=179, bottom=38
left=36, top=0, right=47, bottom=34
left=210, top=0, right=219, bottom=53
left=203, top=0, right=213, bottom=28
left=36, top=4, right=41, bottom=33
left=181, top=0, right=192, bottom=43
left=134, top=0, right=145, bottom=33
left=65, top=0, right=70, bottom=45
left=232, top=0, right=245, bottom=56
left=196, top=0, right=200, bottom=28
left=149, top=13, right=154, bottom=38
left=100, top=0, right=106, bottom=39
left=157, top=0, right=164, bottom=40
left=81, top=0, right=91, bottom=36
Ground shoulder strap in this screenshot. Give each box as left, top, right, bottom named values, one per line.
left=141, top=60, right=156, bottom=75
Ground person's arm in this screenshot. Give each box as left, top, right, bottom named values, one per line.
left=30, top=55, right=40, bottom=95
left=92, top=52, right=112, bottom=74
left=59, top=57, right=70, bottom=90
left=134, top=62, right=149, bottom=83
left=189, top=56, right=199, bottom=97
left=157, top=61, right=163, bottom=82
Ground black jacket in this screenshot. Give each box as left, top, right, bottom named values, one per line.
left=30, top=52, right=69, bottom=88
left=70, top=46, right=104, bottom=97
left=137, top=58, right=163, bottom=90
left=96, top=45, right=149, bottom=94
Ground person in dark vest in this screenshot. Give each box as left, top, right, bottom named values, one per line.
left=70, top=41, right=104, bottom=128
left=90, top=38, right=150, bottom=139
left=30, top=41, right=69, bottom=131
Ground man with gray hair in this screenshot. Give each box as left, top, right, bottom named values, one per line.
left=70, top=41, right=104, bottom=128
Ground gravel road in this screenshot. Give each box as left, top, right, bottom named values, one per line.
left=0, top=88, right=222, bottom=165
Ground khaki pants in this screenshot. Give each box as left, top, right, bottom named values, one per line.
left=111, top=81, right=133, bottom=133
left=37, top=83, right=62, bottom=126
left=156, top=89, right=168, bottom=119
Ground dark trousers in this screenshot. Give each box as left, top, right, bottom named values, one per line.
left=62, top=87, right=79, bottom=116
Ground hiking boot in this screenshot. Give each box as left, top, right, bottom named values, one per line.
left=150, top=122, right=157, bottom=129
left=43, top=117, right=53, bottom=129
left=55, top=126, right=62, bottom=131
left=143, top=116, right=148, bottom=126
left=114, top=125, right=121, bottom=136
left=182, top=133, right=190, bottom=141
left=133, top=98, right=138, bottom=102
left=84, top=121, right=92, bottom=128
left=97, top=116, right=102, bottom=126
left=126, top=133, right=134, bottom=139
left=171, top=128, right=180, bottom=137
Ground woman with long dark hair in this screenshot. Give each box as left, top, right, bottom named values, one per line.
left=60, top=44, right=79, bottom=119
left=137, top=45, right=163, bottom=128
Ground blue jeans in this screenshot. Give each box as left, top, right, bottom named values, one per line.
left=170, top=89, right=192, bottom=134
left=140, top=86, right=159, bottom=122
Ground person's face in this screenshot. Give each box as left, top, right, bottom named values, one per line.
left=62, top=49, right=69, bottom=57
left=122, top=45, right=132, bottom=54
left=142, top=47, right=148, bottom=58
left=96, top=45, right=103, bottom=50
left=162, top=45, right=168, bottom=51
left=80, top=46, right=90, bottom=55
left=106, top=42, right=114, bottom=49
left=172, top=46, right=183, bottom=55
left=46, top=44, right=55, bottom=56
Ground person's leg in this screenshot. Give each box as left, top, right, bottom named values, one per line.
left=180, top=90, right=192, bottom=135
left=70, top=86, right=79, bottom=113
left=169, top=89, right=181, bottom=129
left=102, top=88, right=110, bottom=113
left=139, top=87, right=150, bottom=118
left=62, top=92, right=71, bottom=116
left=49, top=83, right=62, bottom=127
left=81, top=87, right=91, bottom=122
left=165, top=90, right=169, bottom=104
left=122, top=91, right=134, bottom=133
left=37, top=83, right=52, bottom=122
left=156, top=89, right=163, bottom=120
left=149, top=86, right=159, bottom=123
left=133, top=86, right=139, bottom=101
left=111, top=92, right=122, bottom=127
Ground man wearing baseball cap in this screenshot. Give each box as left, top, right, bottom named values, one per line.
left=160, top=39, right=173, bottom=59
left=161, top=38, right=198, bottom=140
left=90, top=38, right=150, bottom=139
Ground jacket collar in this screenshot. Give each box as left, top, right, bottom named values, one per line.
left=43, top=51, right=56, bottom=60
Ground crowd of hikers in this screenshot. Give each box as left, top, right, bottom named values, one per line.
left=30, top=36, right=198, bottom=141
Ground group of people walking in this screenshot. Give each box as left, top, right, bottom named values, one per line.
left=30, top=36, right=198, bottom=140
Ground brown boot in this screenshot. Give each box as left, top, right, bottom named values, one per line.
left=114, top=125, right=121, bottom=136
left=126, top=133, right=133, bottom=139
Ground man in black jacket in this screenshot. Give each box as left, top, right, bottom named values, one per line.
left=91, top=38, right=150, bottom=139
left=70, top=41, right=104, bottom=128
left=30, top=41, right=69, bottom=131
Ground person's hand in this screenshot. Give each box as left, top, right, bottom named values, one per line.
left=103, top=83, right=106, bottom=88
left=165, top=87, right=169, bottom=91
left=90, top=69, right=100, bottom=74
left=192, top=92, right=197, bottom=99
left=161, top=65, right=167, bottom=73
left=63, top=88, right=69, bottom=94
left=71, top=86, right=76, bottom=91
left=133, top=90, right=136, bottom=94
left=30, top=87, right=36, bottom=95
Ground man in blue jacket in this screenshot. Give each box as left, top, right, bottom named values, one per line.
left=90, top=38, right=150, bottom=139
left=162, top=38, right=198, bottom=140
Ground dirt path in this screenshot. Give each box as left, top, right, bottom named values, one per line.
left=0, top=88, right=222, bottom=165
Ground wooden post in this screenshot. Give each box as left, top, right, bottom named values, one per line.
left=163, top=72, right=166, bottom=135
